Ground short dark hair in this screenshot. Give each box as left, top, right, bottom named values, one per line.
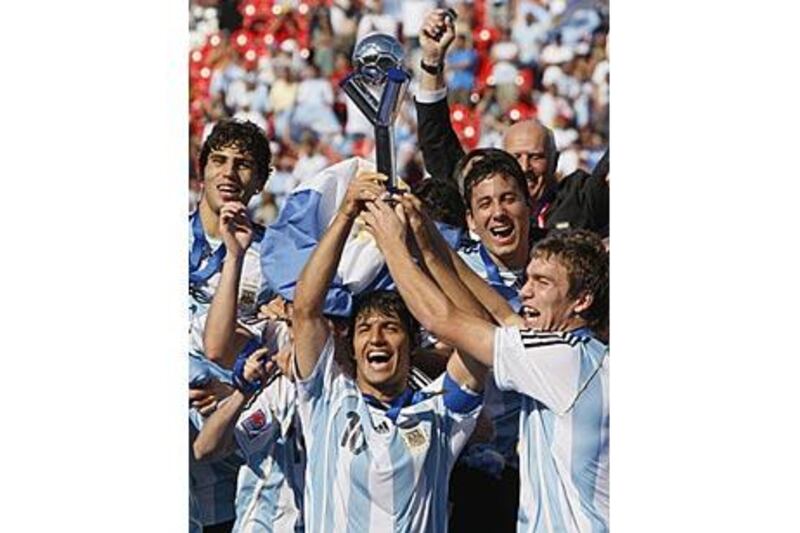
left=532, top=229, right=609, bottom=332
left=199, top=119, right=272, bottom=185
left=412, top=178, right=467, bottom=230
left=456, top=148, right=530, bottom=210
left=348, top=291, right=419, bottom=350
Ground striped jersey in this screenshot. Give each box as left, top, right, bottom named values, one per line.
left=188, top=210, right=271, bottom=355
left=189, top=353, right=243, bottom=527
left=188, top=210, right=270, bottom=528
left=232, top=374, right=305, bottom=533
left=296, top=335, right=483, bottom=533
left=493, top=326, right=609, bottom=533
left=457, top=241, right=524, bottom=472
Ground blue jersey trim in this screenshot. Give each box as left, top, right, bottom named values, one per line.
left=442, top=373, right=483, bottom=413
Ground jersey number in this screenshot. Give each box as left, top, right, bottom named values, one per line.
left=341, top=411, right=368, bottom=455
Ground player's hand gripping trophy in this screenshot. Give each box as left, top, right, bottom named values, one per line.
left=339, top=33, right=411, bottom=193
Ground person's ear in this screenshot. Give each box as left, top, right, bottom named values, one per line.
left=571, top=291, right=594, bottom=316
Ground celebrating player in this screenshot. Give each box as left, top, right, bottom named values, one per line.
left=291, top=170, right=486, bottom=532
left=363, top=196, right=609, bottom=533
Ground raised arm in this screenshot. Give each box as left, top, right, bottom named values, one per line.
left=403, top=194, right=524, bottom=328
left=362, top=199, right=497, bottom=377
left=416, top=9, right=464, bottom=182
left=203, top=201, right=256, bottom=367
left=400, top=194, right=488, bottom=322
left=292, top=171, right=387, bottom=379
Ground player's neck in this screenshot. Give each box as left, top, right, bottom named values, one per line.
left=492, top=244, right=530, bottom=272
left=563, top=316, right=589, bottom=333
left=357, top=378, right=406, bottom=404
left=198, top=199, right=220, bottom=239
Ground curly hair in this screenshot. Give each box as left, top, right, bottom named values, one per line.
left=532, top=229, right=609, bottom=331
left=456, top=148, right=531, bottom=211
left=198, top=119, right=272, bottom=185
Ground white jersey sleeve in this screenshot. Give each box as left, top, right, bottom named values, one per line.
left=493, top=326, right=605, bottom=415
left=293, top=333, right=339, bottom=402
left=233, top=375, right=297, bottom=461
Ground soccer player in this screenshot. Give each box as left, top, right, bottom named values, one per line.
left=194, top=197, right=304, bottom=533
left=189, top=119, right=273, bottom=532
left=292, top=170, right=487, bottom=533
left=194, top=346, right=304, bottom=533
left=451, top=148, right=534, bottom=531
left=363, top=197, right=609, bottom=533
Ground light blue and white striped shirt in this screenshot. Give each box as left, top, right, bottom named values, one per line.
left=296, top=335, right=482, bottom=533
left=458, top=241, right=524, bottom=472
left=188, top=210, right=271, bottom=528
left=494, top=327, right=609, bottom=533
left=232, top=375, right=305, bottom=533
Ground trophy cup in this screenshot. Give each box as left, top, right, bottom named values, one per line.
left=340, top=33, right=411, bottom=192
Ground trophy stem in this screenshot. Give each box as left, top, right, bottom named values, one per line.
left=374, top=124, right=396, bottom=191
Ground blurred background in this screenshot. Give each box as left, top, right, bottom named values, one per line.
left=189, top=0, right=609, bottom=224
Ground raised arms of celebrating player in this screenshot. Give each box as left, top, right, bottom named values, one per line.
left=292, top=171, right=388, bottom=379
left=361, top=196, right=497, bottom=386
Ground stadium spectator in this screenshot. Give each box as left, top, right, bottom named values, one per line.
left=446, top=32, right=479, bottom=104
left=291, top=63, right=340, bottom=140
left=269, top=66, right=297, bottom=141
left=356, top=0, right=400, bottom=42
left=290, top=130, right=330, bottom=189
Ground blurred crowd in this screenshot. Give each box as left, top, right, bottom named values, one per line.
left=189, top=0, right=609, bottom=225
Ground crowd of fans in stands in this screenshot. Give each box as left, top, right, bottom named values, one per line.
left=189, top=0, right=609, bottom=225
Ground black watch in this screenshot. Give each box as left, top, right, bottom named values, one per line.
left=420, top=59, right=444, bottom=75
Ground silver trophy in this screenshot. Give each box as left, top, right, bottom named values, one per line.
left=340, top=33, right=411, bottom=192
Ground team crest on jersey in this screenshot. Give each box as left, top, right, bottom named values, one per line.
left=238, top=279, right=259, bottom=313
left=400, top=425, right=429, bottom=455
left=243, top=409, right=268, bottom=439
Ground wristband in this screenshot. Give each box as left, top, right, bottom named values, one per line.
left=420, top=59, right=444, bottom=75
left=233, top=355, right=262, bottom=395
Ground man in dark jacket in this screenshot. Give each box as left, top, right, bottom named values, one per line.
left=415, top=9, right=608, bottom=236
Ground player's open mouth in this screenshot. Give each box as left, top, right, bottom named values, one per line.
left=366, top=350, right=393, bottom=370
left=489, top=224, right=514, bottom=240
left=521, top=306, right=540, bottom=319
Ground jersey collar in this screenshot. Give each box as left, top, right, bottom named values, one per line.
left=362, top=387, right=415, bottom=422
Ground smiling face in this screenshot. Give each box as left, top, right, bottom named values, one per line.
left=352, top=309, right=412, bottom=402
left=201, top=143, right=265, bottom=213
left=467, top=173, right=531, bottom=270
left=519, top=253, right=589, bottom=332
left=503, top=121, right=557, bottom=205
